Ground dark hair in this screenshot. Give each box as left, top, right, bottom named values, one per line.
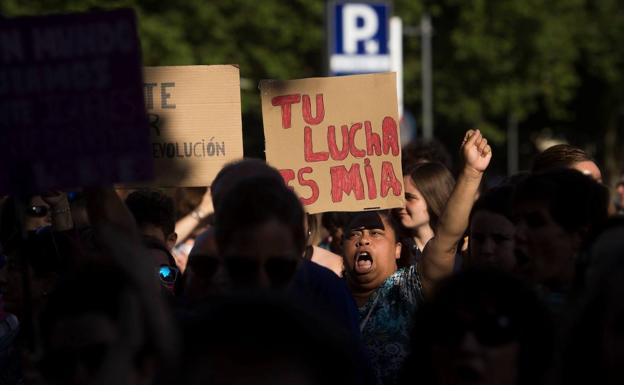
left=401, top=268, right=554, bottom=385
left=215, top=177, right=306, bottom=256
left=405, top=162, right=455, bottom=231
left=0, top=196, right=33, bottom=254
left=211, top=159, right=284, bottom=213
left=125, top=190, right=176, bottom=238
left=181, top=294, right=357, bottom=385
left=343, top=209, right=403, bottom=244
left=471, top=185, right=514, bottom=222
left=532, top=144, right=594, bottom=173
left=143, top=235, right=177, bottom=267
left=321, top=212, right=352, bottom=234
left=402, top=139, right=454, bottom=172
left=39, top=264, right=176, bottom=382
left=173, top=187, right=208, bottom=220
left=513, top=169, right=608, bottom=235
left=562, top=220, right=624, bottom=385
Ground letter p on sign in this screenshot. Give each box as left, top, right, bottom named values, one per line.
left=343, top=4, right=379, bottom=54
left=328, top=1, right=390, bottom=75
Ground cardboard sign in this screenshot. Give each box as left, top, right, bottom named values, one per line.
left=0, top=9, right=152, bottom=194
left=260, top=73, right=404, bottom=214
left=143, top=65, right=243, bottom=186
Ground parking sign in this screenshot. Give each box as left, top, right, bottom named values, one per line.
left=328, top=1, right=390, bottom=75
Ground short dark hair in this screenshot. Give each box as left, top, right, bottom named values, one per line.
left=211, top=159, right=284, bottom=214
left=343, top=210, right=403, bottom=244
left=401, top=268, right=554, bottom=385
left=125, top=190, right=176, bottom=237
left=532, top=144, right=594, bottom=173
left=513, top=169, right=608, bottom=234
left=471, top=185, right=514, bottom=222
left=215, top=177, right=306, bottom=256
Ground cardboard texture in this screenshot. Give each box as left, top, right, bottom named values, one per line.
left=0, top=9, right=152, bottom=194
left=260, top=73, right=405, bottom=214
left=143, top=65, right=243, bottom=187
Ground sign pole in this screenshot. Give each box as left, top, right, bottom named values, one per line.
left=421, top=13, right=433, bottom=140
left=390, top=17, right=403, bottom=119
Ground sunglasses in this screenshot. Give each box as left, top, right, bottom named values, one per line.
left=26, top=205, right=49, bottom=217
left=433, top=312, right=517, bottom=347
left=158, top=264, right=179, bottom=285
left=224, top=256, right=299, bottom=288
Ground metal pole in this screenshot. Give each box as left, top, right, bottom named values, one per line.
left=390, top=17, right=403, bottom=118
left=421, top=13, right=433, bottom=140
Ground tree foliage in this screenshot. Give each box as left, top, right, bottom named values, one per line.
left=2, top=0, right=624, bottom=175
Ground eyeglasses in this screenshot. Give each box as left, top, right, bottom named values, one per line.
left=26, top=205, right=49, bottom=217
left=224, top=256, right=299, bottom=288
left=433, top=312, right=517, bottom=347
left=158, top=264, right=179, bottom=285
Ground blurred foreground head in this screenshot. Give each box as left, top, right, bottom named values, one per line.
left=563, top=217, right=624, bottom=385
left=215, top=176, right=305, bottom=290
left=512, top=169, right=608, bottom=290
left=402, top=268, right=553, bottom=385
left=39, top=264, right=177, bottom=385
left=185, top=160, right=289, bottom=298
left=211, top=158, right=284, bottom=214
left=181, top=294, right=356, bottom=385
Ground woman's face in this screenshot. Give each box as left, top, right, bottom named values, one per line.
left=399, top=177, right=430, bottom=230
left=468, top=211, right=516, bottom=272
left=342, top=214, right=401, bottom=292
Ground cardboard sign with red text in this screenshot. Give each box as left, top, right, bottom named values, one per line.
left=143, top=65, right=243, bottom=187
left=260, top=73, right=404, bottom=214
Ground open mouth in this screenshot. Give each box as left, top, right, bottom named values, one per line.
left=355, top=251, right=374, bottom=273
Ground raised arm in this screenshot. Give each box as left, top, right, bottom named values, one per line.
left=174, top=188, right=213, bottom=245
left=420, top=129, right=491, bottom=294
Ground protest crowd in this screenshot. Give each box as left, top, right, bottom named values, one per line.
left=2, top=7, right=624, bottom=385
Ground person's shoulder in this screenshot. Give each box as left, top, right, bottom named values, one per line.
left=310, top=246, right=343, bottom=277
left=386, top=265, right=423, bottom=303
left=298, top=259, right=352, bottom=293
left=299, top=258, right=340, bottom=281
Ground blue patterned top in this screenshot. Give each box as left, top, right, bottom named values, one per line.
left=358, top=265, right=424, bottom=385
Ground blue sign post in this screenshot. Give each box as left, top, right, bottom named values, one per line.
left=328, top=1, right=391, bottom=75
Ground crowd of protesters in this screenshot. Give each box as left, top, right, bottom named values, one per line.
left=1, top=128, right=623, bottom=385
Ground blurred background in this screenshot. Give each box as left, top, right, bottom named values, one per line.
left=3, top=0, right=623, bottom=185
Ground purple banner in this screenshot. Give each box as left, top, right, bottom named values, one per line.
left=0, top=8, right=152, bottom=194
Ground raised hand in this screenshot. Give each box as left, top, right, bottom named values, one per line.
left=461, top=129, right=492, bottom=174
